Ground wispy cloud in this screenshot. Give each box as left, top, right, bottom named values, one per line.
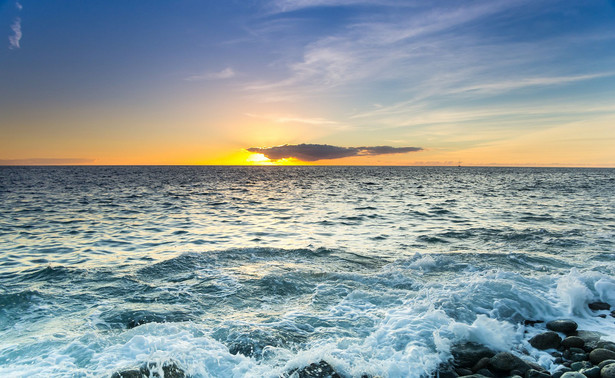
left=246, top=1, right=526, bottom=95
left=247, top=143, right=422, bottom=161
left=9, top=17, right=22, bottom=50
left=244, top=0, right=613, bottom=114
left=451, top=72, right=614, bottom=94
left=267, top=0, right=401, bottom=14
left=8, top=2, right=22, bottom=50
left=245, top=112, right=339, bottom=125
left=185, top=67, right=235, bottom=81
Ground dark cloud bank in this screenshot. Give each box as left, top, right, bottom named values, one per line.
left=247, top=144, right=423, bottom=162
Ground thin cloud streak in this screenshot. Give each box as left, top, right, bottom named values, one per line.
left=245, top=113, right=339, bottom=125
left=267, top=0, right=402, bottom=14
left=247, top=143, right=422, bottom=161
left=452, top=72, right=615, bottom=94
left=9, top=17, right=22, bottom=49
left=350, top=100, right=615, bottom=129
left=275, top=117, right=337, bottom=125
left=185, top=67, right=235, bottom=81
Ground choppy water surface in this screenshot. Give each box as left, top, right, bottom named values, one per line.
left=0, top=166, right=614, bottom=377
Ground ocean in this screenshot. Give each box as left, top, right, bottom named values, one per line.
left=0, top=166, right=614, bottom=377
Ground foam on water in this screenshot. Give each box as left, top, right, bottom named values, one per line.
left=3, top=252, right=615, bottom=376
left=1, top=167, right=614, bottom=376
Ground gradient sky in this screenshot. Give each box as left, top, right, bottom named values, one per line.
left=2, top=0, right=615, bottom=166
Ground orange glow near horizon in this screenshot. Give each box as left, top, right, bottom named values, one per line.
left=245, top=153, right=307, bottom=166
left=194, top=149, right=309, bottom=166
left=246, top=153, right=274, bottom=165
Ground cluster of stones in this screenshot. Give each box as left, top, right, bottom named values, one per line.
left=528, top=317, right=615, bottom=378
left=111, top=359, right=348, bottom=378
left=437, top=342, right=553, bottom=378
left=437, top=301, right=615, bottom=378
left=111, top=361, right=186, bottom=378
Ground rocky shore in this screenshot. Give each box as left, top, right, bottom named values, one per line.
left=438, top=301, right=615, bottom=378
left=111, top=302, right=614, bottom=378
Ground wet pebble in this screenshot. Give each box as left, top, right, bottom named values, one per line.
left=562, top=337, right=585, bottom=349
left=602, top=364, right=615, bottom=378
left=591, top=349, right=615, bottom=365
left=588, top=302, right=611, bottom=311
left=530, top=332, right=562, bottom=350
left=547, top=320, right=578, bottom=335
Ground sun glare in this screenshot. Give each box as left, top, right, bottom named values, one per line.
left=244, top=153, right=305, bottom=165
left=246, top=153, right=274, bottom=165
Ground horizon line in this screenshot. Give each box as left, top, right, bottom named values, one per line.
left=1, top=164, right=614, bottom=168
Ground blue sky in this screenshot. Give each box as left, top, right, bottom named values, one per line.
left=2, top=0, right=615, bottom=165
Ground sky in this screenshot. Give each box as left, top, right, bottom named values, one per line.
left=1, top=0, right=615, bottom=166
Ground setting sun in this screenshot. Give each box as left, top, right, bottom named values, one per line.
left=246, top=153, right=274, bottom=165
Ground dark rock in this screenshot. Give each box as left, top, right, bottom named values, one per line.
left=525, top=320, right=545, bottom=326
left=458, top=375, right=491, bottom=378
left=571, top=353, right=588, bottom=362
left=575, top=331, right=603, bottom=350
left=598, top=342, right=615, bottom=352
left=598, top=314, right=607, bottom=319
left=476, top=369, right=495, bottom=377
left=588, top=302, right=611, bottom=311
left=570, top=361, right=592, bottom=371
left=120, top=311, right=191, bottom=329
left=526, top=369, right=551, bottom=378
left=591, top=349, right=615, bottom=365
left=286, top=361, right=341, bottom=378
left=438, top=370, right=459, bottom=378
left=451, top=343, right=496, bottom=368
left=437, top=364, right=459, bottom=378
left=530, top=332, right=562, bottom=350
left=553, top=352, right=564, bottom=358
left=552, top=368, right=572, bottom=378
left=547, top=320, right=578, bottom=335
left=489, top=352, right=532, bottom=374
left=126, top=319, right=148, bottom=329
left=581, top=366, right=601, bottom=378
left=564, top=350, right=573, bottom=360
left=555, top=358, right=564, bottom=364
left=599, top=361, right=615, bottom=369
left=610, top=311, right=615, bottom=318
left=528, top=362, right=547, bottom=372
left=111, top=361, right=186, bottom=378
left=511, top=370, right=524, bottom=376
left=111, top=369, right=142, bottom=378
left=456, top=368, right=474, bottom=376
left=472, top=357, right=491, bottom=373
left=602, top=363, right=615, bottom=378
left=560, top=373, right=586, bottom=378
left=563, top=362, right=571, bottom=368
left=228, top=342, right=257, bottom=357
left=570, top=348, right=587, bottom=354
left=562, top=337, right=586, bottom=349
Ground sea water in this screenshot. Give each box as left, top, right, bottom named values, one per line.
left=0, top=166, right=614, bottom=377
